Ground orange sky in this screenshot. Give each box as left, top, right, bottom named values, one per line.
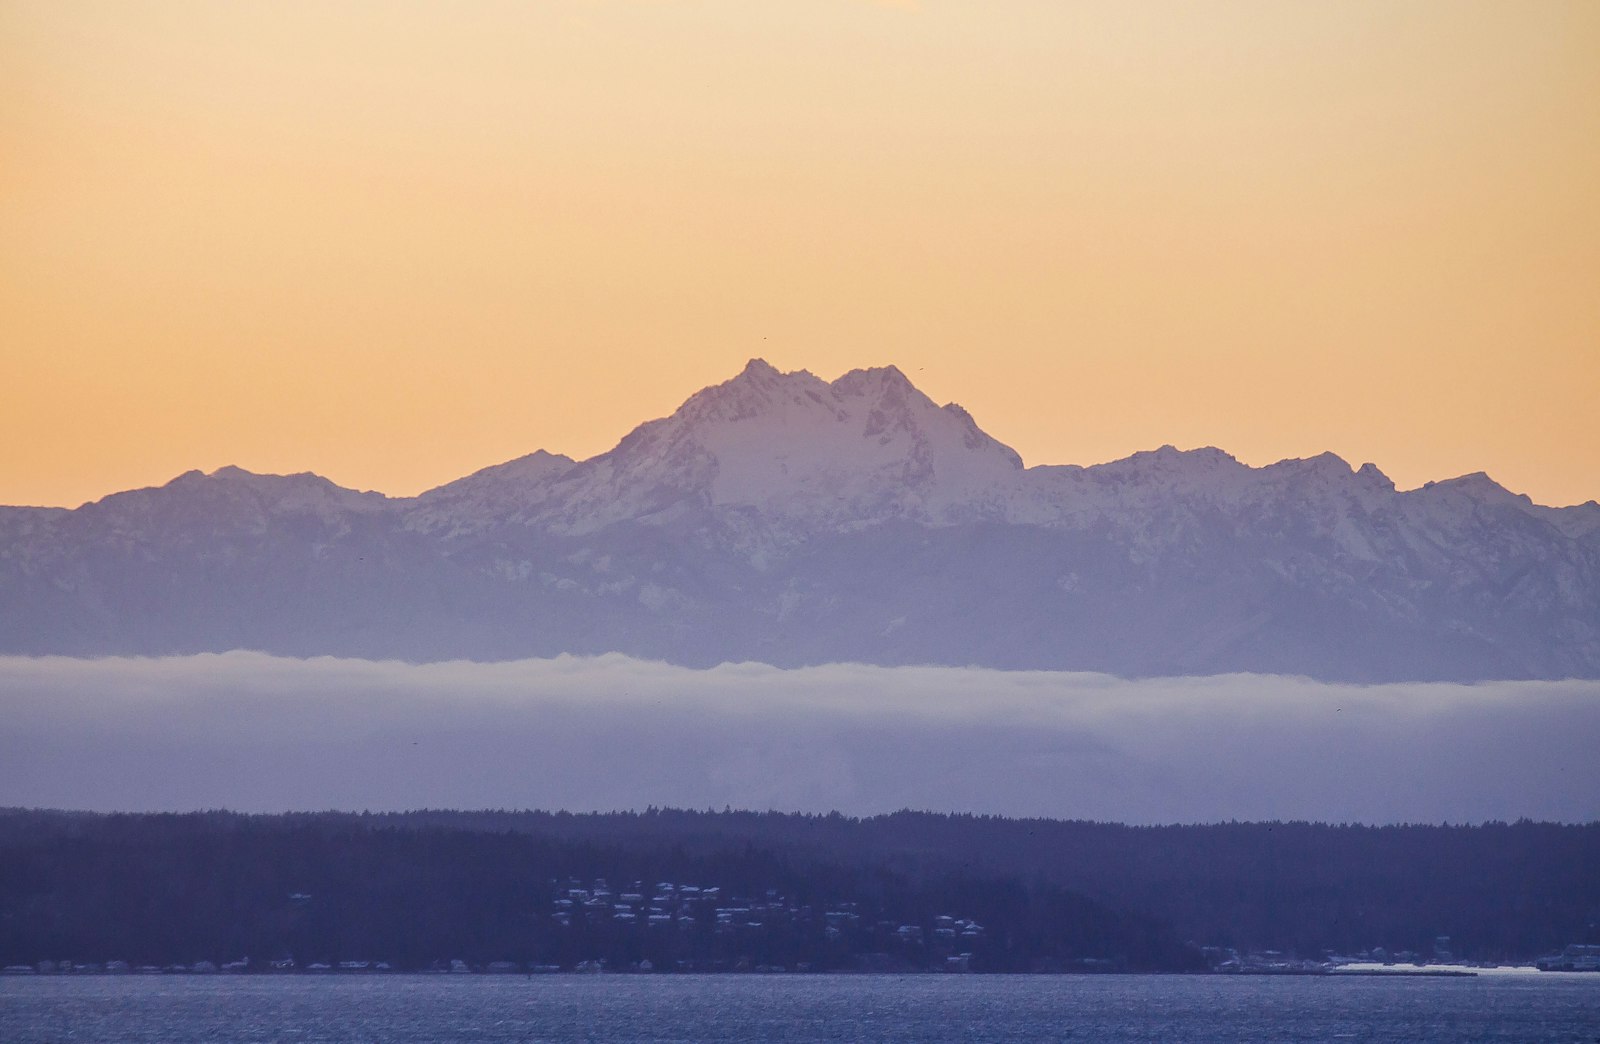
left=3, top=0, right=1597, bottom=509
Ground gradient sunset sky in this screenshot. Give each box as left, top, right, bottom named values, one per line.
left=4, top=0, right=1597, bottom=509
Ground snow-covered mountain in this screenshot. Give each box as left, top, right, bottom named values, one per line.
left=406, top=360, right=1026, bottom=542
left=3, top=360, right=1597, bottom=681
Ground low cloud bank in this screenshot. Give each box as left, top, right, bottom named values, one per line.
left=2, top=653, right=1596, bottom=823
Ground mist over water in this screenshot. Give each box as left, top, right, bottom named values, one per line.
left=1, top=652, right=1596, bottom=823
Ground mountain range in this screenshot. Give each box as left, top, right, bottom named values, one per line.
left=3, top=359, right=1597, bottom=682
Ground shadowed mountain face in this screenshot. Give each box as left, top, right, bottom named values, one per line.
left=3, top=360, right=1598, bottom=681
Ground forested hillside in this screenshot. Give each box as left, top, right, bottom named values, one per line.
left=2, top=810, right=1595, bottom=970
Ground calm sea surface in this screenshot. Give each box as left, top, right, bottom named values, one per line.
left=2, top=973, right=1597, bottom=1043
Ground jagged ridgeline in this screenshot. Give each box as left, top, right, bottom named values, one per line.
left=2, top=360, right=1597, bottom=681
left=2, top=810, right=1597, bottom=972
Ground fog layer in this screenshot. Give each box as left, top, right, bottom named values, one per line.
left=2, top=653, right=1596, bottom=823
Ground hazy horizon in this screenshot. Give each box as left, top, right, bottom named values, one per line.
left=5, top=651, right=1596, bottom=824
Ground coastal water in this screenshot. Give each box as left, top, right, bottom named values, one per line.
left=3, top=973, right=1597, bottom=1043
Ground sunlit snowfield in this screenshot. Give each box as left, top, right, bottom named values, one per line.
left=3, top=973, right=1598, bottom=1043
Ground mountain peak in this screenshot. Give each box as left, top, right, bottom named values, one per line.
left=675, top=360, right=828, bottom=425
left=1355, top=462, right=1396, bottom=492
left=548, top=359, right=1028, bottom=531
left=419, top=450, right=576, bottom=498
left=1279, top=451, right=1353, bottom=474
left=187, top=465, right=361, bottom=488
left=1424, top=471, right=1528, bottom=506
left=165, top=465, right=357, bottom=495
left=832, top=363, right=914, bottom=392
left=1107, top=445, right=1242, bottom=473
left=407, top=450, right=578, bottom=535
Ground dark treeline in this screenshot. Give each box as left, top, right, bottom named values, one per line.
left=2, top=809, right=1596, bottom=971
left=0, top=810, right=1191, bottom=973
left=347, top=808, right=1600, bottom=961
